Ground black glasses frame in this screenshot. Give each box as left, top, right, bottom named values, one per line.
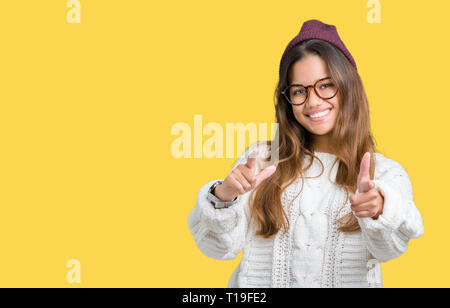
left=281, top=76, right=338, bottom=106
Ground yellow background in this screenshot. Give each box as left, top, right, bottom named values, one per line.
left=0, top=0, right=446, bottom=287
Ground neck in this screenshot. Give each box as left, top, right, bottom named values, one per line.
left=312, top=134, right=332, bottom=153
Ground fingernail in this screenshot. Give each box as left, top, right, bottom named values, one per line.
left=249, top=148, right=259, bottom=158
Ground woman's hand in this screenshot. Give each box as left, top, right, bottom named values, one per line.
left=214, top=148, right=277, bottom=201
left=350, top=152, right=385, bottom=220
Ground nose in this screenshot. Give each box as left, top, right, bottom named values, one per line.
left=304, top=86, right=322, bottom=106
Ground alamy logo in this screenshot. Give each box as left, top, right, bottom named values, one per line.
left=66, top=259, right=81, bottom=284
left=367, top=0, right=381, bottom=24
left=170, top=114, right=279, bottom=164
left=66, top=0, right=81, bottom=24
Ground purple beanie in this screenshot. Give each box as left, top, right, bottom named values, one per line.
left=279, top=19, right=357, bottom=76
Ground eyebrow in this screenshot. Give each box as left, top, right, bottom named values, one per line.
left=290, top=76, right=332, bottom=86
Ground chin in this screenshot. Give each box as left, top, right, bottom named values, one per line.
left=307, top=126, right=333, bottom=135
left=311, top=130, right=332, bottom=136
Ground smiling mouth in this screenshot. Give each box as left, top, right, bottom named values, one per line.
left=306, top=108, right=332, bottom=121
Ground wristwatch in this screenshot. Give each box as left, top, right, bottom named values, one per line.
left=207, top=180, right=241, bottom=209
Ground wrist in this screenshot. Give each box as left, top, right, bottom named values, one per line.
left=207, top=181, right=240, bottom=209
left=213, top=183, right=236, bottom=201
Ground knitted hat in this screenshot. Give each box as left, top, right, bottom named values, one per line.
left=279, top=19, right=357, bottom=76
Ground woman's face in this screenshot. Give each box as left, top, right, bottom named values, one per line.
left=289, top=54, right=340, bottom=139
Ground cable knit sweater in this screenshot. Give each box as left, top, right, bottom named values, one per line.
left=187, top=143, right=424, bottom=288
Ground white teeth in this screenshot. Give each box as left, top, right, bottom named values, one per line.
left=309, top=109, right=331, bottom=118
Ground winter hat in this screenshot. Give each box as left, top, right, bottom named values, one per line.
left=279, top=19, right=357, bottom=76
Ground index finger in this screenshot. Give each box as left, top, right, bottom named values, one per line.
left=358, top=152, right=371, bottom=192
left=245, top=148, right=259, bottom=171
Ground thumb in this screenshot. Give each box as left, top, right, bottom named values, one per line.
left=358, top=152, right=372, bottom=193
left=254, top=164, right=277, bottom=187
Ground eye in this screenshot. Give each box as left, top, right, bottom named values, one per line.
left=320, top=83, right=333, bottom=89
left=291, top=87, right=307, bottom=96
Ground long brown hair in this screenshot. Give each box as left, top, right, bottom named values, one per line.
left=248, top=39, right=377, bottom=238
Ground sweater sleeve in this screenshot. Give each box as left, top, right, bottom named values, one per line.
left=356, top=155, right=424, bottom=263
left=187, top=142, right=267, bottom=260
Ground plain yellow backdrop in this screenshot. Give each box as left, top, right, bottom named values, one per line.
left=0, top=0, right=446, bottom=287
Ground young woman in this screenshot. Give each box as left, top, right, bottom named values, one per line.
left=187, top=19, right=424, bottom=288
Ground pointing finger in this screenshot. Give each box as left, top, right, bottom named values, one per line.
left=358, top=152, right=371, bottom=193
left=245, top=148, right=259, bottom=171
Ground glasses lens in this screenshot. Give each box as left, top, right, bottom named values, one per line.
left=316, top=78, right=338, bottom=99
left=288, top=85, right=307, bottom=105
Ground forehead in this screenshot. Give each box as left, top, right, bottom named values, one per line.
left=289, top=54, right=330, bottom=85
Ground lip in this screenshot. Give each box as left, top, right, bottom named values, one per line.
left=306, top=108, right=332, bottom=122
left=305, top=107, right=332, bottom=116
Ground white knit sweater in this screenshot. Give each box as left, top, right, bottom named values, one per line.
left=187, top=142, right=424, bottom=288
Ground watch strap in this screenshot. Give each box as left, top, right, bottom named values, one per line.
left=207, top=180, right=241, bottom=209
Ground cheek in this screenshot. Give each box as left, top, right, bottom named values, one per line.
left=326, top=97, right=340, bottom=123
left=332, top=103, right=340, bottom=122
left=330, top=106, right=339, bottom=121
left=292, top=107, right=308, bottom=125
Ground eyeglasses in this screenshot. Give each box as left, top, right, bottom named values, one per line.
left=281, top=77, right=338, bottom=106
